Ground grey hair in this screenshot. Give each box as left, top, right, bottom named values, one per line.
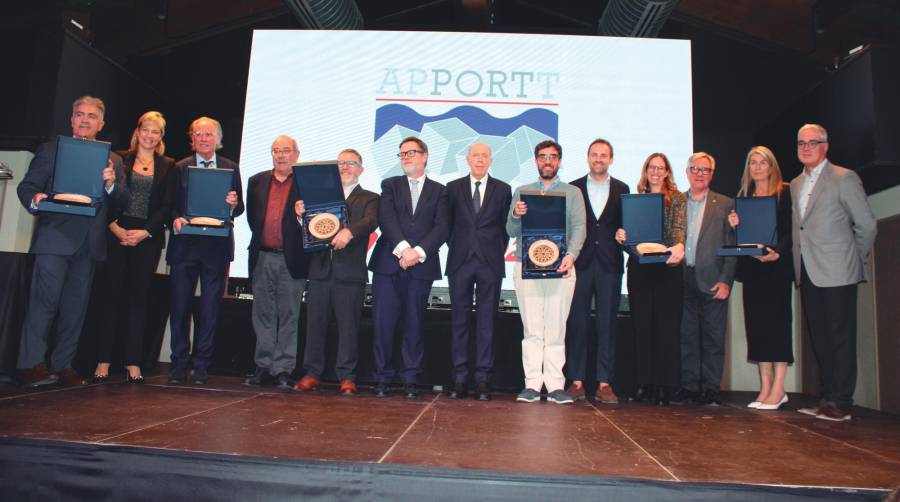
left=271, top=135, right=299, bottom=152
left=797, top=123, right=828, bottom=142
left=72, top=95, right=106, bottom=119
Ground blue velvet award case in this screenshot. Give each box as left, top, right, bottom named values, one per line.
left=520, top=190, right=567, bottom=279
left=180, top=166, right=233, bottom=237
left=718, top=195, right=776, bottom=256
left=292, top=161, right=348, bottom=251
left=39, top=135, right=111, bottom=216
left=622, top=193, right=671, bottom=264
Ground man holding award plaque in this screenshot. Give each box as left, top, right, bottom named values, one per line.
left=16, top=95, right=127, bottom=387
left=167, top=117, right=244, bottom=385
left=507, top=140, right=586, bottom=404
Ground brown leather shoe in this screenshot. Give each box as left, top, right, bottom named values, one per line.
left=798, top=398, right=827, bottom=417
left=19, top=364, right=58, bottom=388
left=293, top=375, right=320, bottom=391
left=339, top=379, right=358, bottom=396
left=565, top=383, right=586, bottom=401
left=56, top=368, right=87, bottom=387
left=595, top=384, right=619, bottom=404
left=815, top=403, right=851, bottom=422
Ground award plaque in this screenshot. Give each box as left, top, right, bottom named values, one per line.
left=180, top=166, right=233, bottom=237
left=520, top=190, right=567, bottom=279
left=621, top=193, right=671, bottom=264
left=293, top=161, right=349, bottom=251
left=38, top=135, right=111, bottom=216
left=718, top=196, right=777, bottom=256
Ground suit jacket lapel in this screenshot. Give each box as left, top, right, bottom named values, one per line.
left=476, top=177, right=494, bottom=221
left=698, top=193, right=716, bottom=242
left=398, top=176, right=413, bottom=218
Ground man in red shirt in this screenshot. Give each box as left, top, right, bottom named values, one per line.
left=243, top=135, right=309, bottom=389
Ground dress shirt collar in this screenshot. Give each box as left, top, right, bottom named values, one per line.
left=343, top=183, right=359, bottom=199
left=803, top=159, right=827, bottom=178
left=195, top=153, right=217, bottom=167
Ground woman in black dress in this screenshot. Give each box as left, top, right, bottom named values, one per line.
left=728, top=145, right=793, bottom=410
left=615, top=153, right=686, bottom=405
left=93, top=111, right=175, bottom=383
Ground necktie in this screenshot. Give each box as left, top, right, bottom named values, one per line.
left=200, top=160, right=213, bottom=168
left=473, top=180, right=482, bottom=214
left=410, top=178, right=420, bottom=213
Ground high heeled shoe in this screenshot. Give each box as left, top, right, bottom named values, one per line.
left=756, top=393, right=788, bottom=410
left=126, top=374, right=144, bottom=384
left=92, top=374, right=109, bottom=384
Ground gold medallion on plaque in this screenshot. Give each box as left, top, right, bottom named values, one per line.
left=528, top=239, right=560, bottom=267
left=188, top=216, right=225, bottom=227
left=309, top=212, right=340, bottom=240
left=53, top=193, right=92, bottom=204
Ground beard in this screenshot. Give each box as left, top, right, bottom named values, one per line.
left=539, top=166, right=558, bottom=180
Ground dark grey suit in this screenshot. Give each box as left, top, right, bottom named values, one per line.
left=303, top=185, right=380, bottom=382
left=680, top=190, right=735, bottom=394
left=16, top=139, right=128, bottom=372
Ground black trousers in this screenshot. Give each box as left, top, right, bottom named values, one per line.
left=303, top=277, right=365, bottom=382
left=97, top=223, right=162, bottom=366
left=447, top=254, right=501, bottom=385
left=565, top=258, right=622, bottom=383
left=800, top=261, right=857, bottom=409
left=628, top=262, right=682, bottom=386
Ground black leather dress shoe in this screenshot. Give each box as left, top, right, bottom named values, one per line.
left=474, top=382, right=492, bottom=401
left=670, top=387, right=699, bottom=404
left=168, top=367, right=187, bottom=385
left=655, top=386, right=670, bottom=406
left=192, top=369, right=209, bottom=385
left=448, top=383, right=467, bottom=399
left=403, top=383, right=418, bottom=399
left=243, top=368, right=274, bottom=387
left=632, top=384, right=653, bottom=402
left=699, top=389, right=722, bottom=406
left=373, top=382, right=389, bottom=398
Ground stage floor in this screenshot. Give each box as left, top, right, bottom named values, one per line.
left=1, top=369, right=898, bottom=493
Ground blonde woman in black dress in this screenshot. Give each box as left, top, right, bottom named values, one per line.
left=728, top=146, right=793, bottom=410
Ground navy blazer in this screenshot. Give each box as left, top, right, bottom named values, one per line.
left=308, top=185, right=380, bottom=283
left=166, top=155, right=244, bottom=265
left=368, top=175, right=449, bottom=281
left=17, top=138, right=129, bottom=261
left=112, top=150, right=176, bottom=250
left=445, top=175, right=512, bottom=279
left=246, top=170, right=309, bottom=280
left=571, top=175, right=630, bottom=273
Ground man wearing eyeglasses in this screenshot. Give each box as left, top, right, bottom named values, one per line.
left=242, top=136, right=309, bottom=390
left=294, top=149, right=379, bottom=396
left=507, top=140, right=586, bottom=404
left=791, top=124, right=876, bottom=422
left=167, top=116, right=244, bottom=385
left=674, top=152, right=735, bottom=406
left=444, top=143, right=512, bottom=401
left=368, top=137, right=449, bottom=398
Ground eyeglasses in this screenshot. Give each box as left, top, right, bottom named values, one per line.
left=536, top=154, right=560, bottom=161
left=647, top=165, right=667, bottom=172
left=337, top=160, right=361, bottom=168
left=192, top=131, right=215, bottom=139
left=797, top=140, right=826, bottom=149
left=271, top=148, right=295, bottom=155
left=397, top=149, right=424, bottom=158
left=688, top=166, right=713, bottom=175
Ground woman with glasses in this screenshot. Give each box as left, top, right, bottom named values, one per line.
left=615, top=153, right=686, bottom=405
left=727, top=146, right=793, bottom=410
left=93, top=111, right=175, bottom=383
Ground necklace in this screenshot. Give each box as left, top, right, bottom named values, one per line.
left=136, top=156, right=153, bottom=172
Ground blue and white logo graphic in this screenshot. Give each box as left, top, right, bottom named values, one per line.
left=373, top=104, right=558, bottom=185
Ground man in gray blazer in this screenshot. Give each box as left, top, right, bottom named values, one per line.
left=792, top=124, right=876, bottom=422
left=675, top=152, right=736, bottom=406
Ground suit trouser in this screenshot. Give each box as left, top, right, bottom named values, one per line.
left=251, top=250, right=305, bottom=376
left=169, top=258, right=227, bottom=371
left=448, top=254, right=501, bottom=385
left=680, top=267, right=728, bottom=392
left=565, top=258, right=622, bottom=384
left=371, top=270, right=433, bottom=384
left=513, top=262, right=576, bottom=392
left=304, top=275, right=365, bottom=381
left=97, top=230, right=162, bottom=366
left=800, top=261, right=857, bottom=409
left=18, top=241, right=95, bottom=372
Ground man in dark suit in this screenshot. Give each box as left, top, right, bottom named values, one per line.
left=167, top=116, right=244, bottom=385
left=16, top=95, right=128, bottom=387
left=791, top=124, right=876, bottom=422
left=566, top=138, right=630, bottom=403
left=368, top=137, right=449, bottom=399
left=294, top=148, right=379, bottom=396
left=445, top=143, right=511, bottom=401
left=676, top=152, right=736, bottom=406
left=242, top=135, right=308, bottom=390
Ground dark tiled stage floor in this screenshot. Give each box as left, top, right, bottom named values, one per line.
left=1, top=371, right=898, bottom=492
